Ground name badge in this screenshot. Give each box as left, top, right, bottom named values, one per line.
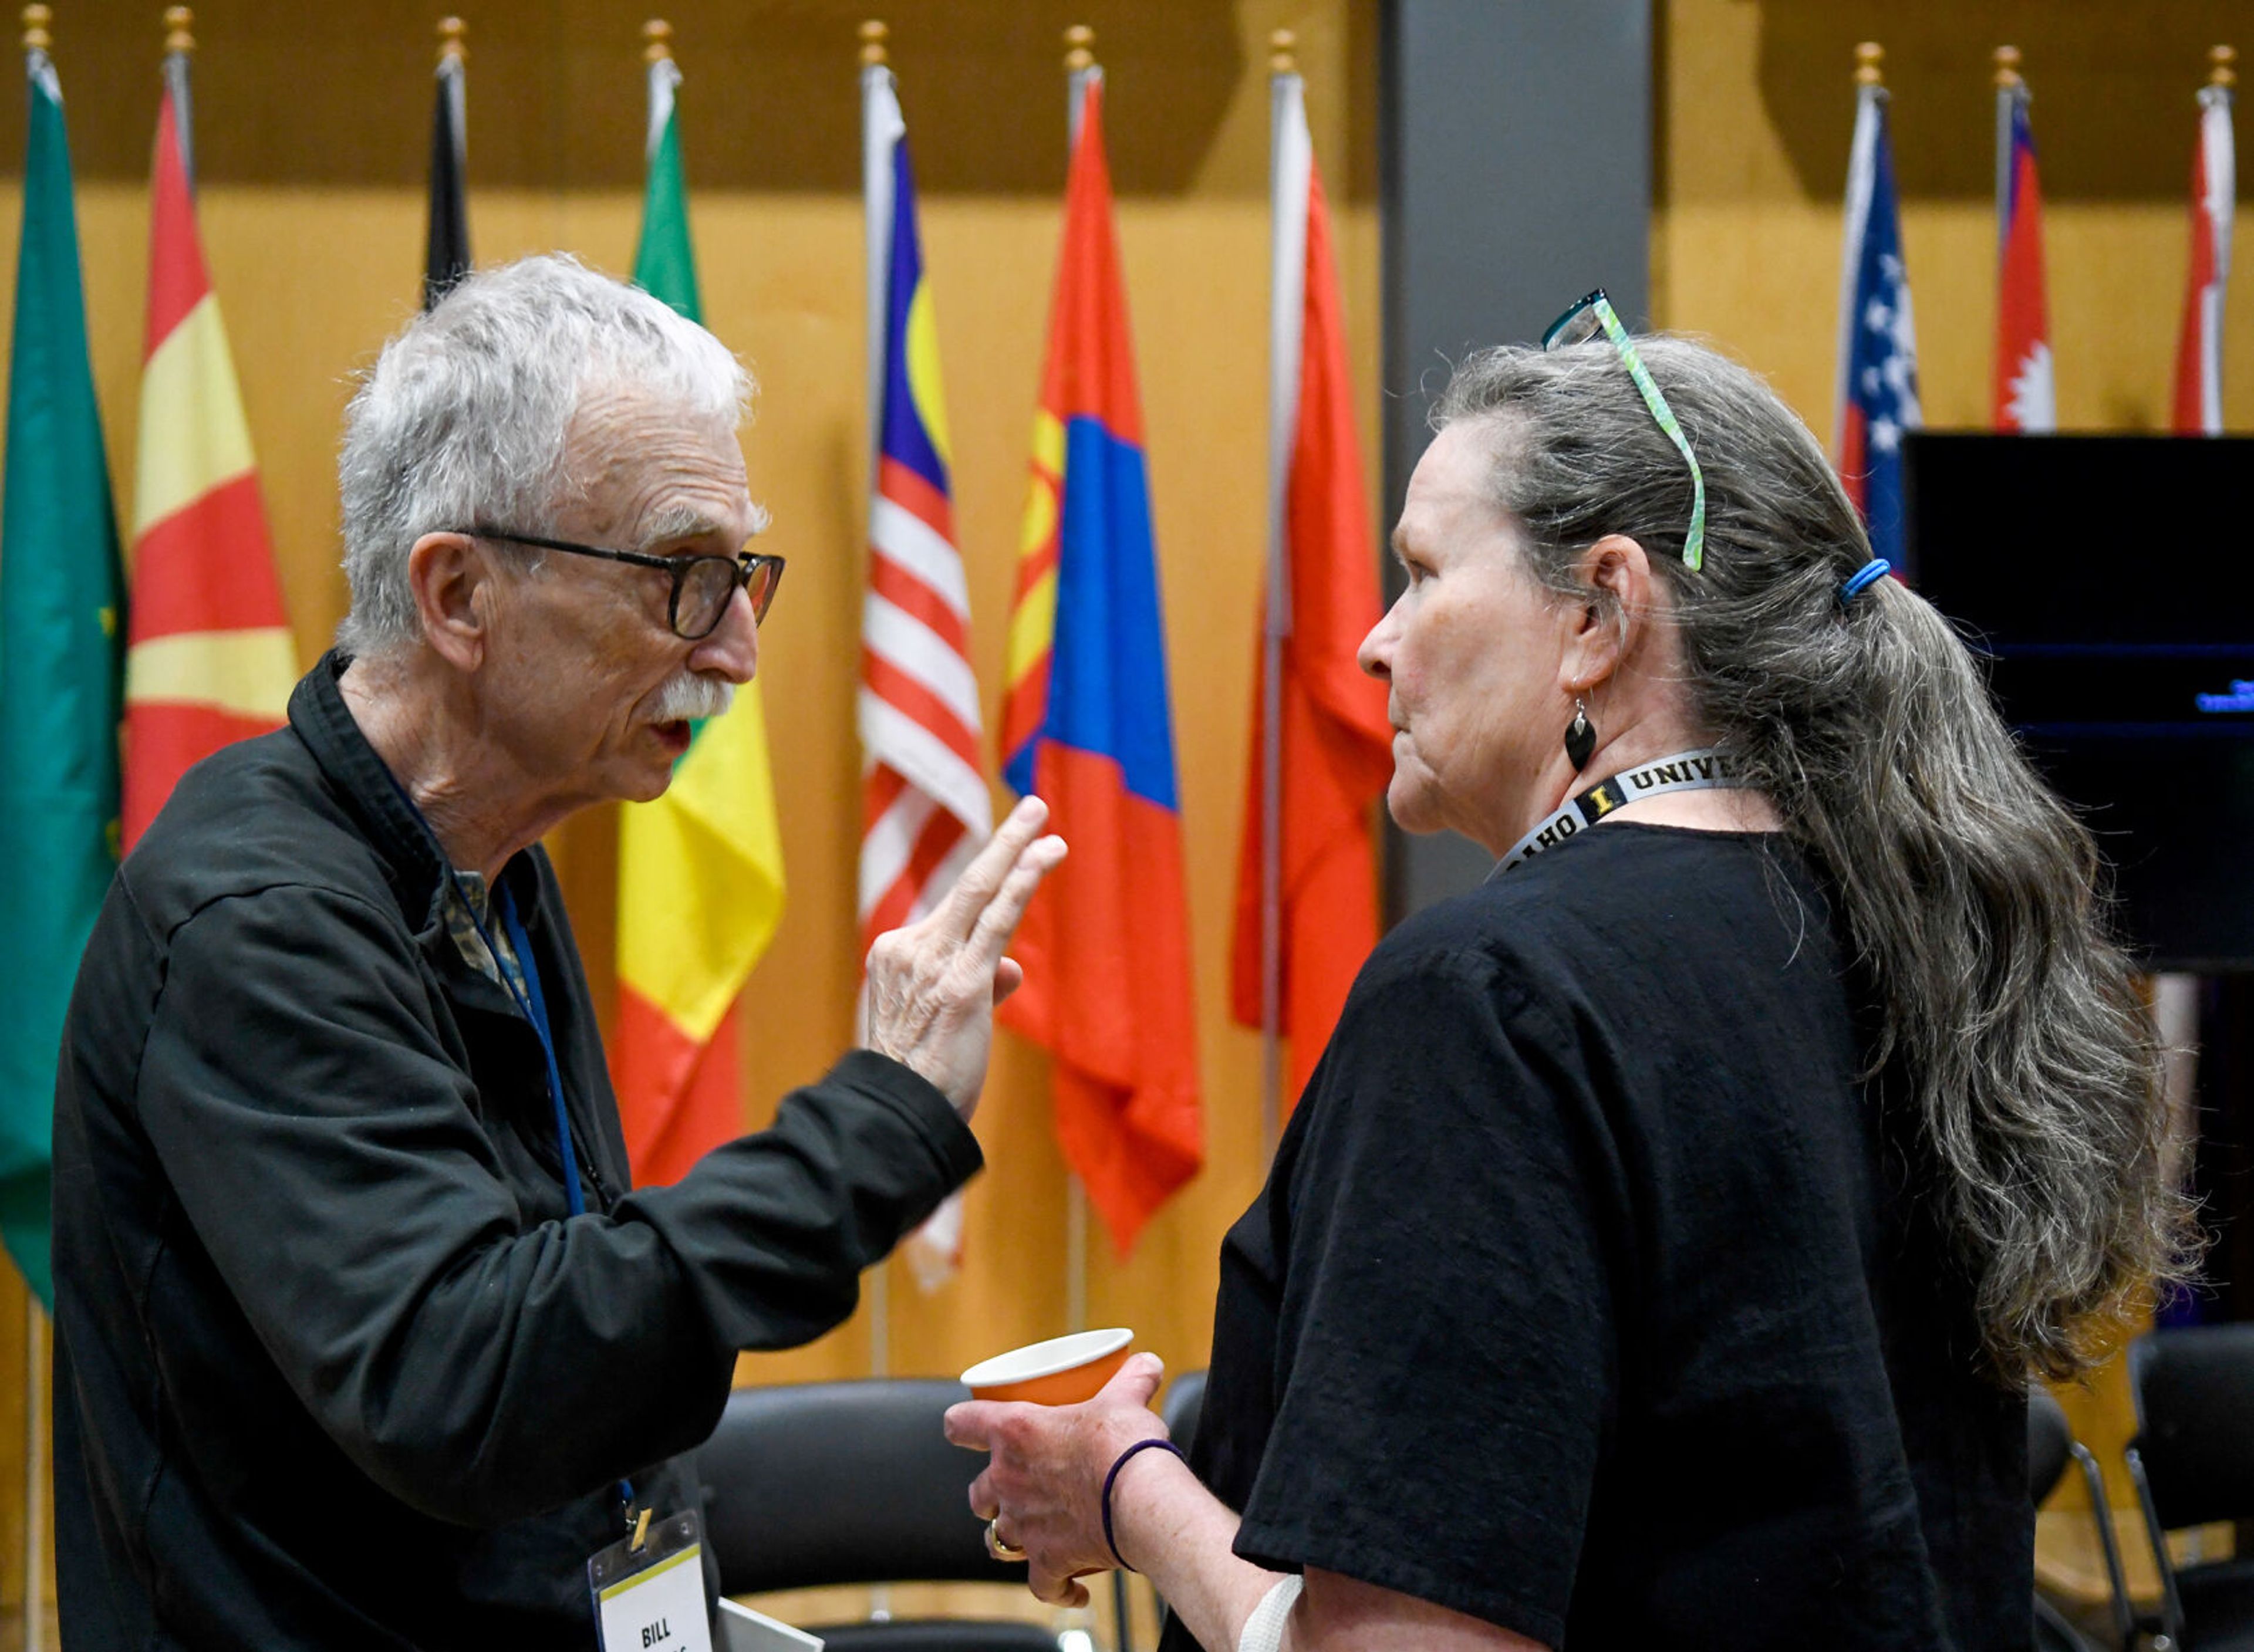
left=590, top=1509, right=714, bottom=1652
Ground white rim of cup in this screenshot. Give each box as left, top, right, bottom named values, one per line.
left=960, top=1327, right=1133, bottom=1390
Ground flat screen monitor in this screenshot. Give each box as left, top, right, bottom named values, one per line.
left=1903, top=433, right=2254, bottom=971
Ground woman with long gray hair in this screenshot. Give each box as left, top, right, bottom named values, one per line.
left=947, top=301, right=2191, bottom=1651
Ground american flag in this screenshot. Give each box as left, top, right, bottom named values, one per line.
left=1835, top=75, right=1921, bottom=570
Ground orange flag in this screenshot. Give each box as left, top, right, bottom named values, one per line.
left=124, top=63, right=294, bottom=848
left=1230, top=78, right=1392, bottom=1116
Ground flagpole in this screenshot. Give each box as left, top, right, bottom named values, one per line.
left=1061, top=23, right=1096, bottom=1343
left=22, top=6, right=57, bottom=1645
left=163, top=8, right=193, bottom=190
left=1993, top=46, right=2020, bottom=255
left=1261, top=34, right=1308, bottom=1164
left=22, top=1296, right=42, bottom=1652
left=859, top=17, right=896, bottom=1387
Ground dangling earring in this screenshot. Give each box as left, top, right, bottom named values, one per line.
left=1564, top=697, right=1597, bottom=770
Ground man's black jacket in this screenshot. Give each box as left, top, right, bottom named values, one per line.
left=51, top=654, right=981, bottom=1648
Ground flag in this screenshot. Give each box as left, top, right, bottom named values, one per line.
left=1994, top=72, right=2054, bottom=433
left=2172, top=70, right=2234, bottom=435
left=122, top=52, right=295, bottom=851
left=0, top=43, right=126, bottom=1306
left=611, top=42, right=786, bottom=1188
left=1834, top=70, right=1923, bottom=570
left=424, top=29, right=468, bottom=308
left=861, top=63, right=990, bottom=1288
left=1000, top=77, right=1201, bottom=1254
left=1229, top=72, right=1391, bottom=1118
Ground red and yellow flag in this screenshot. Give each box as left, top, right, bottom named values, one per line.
left=1000, top=79, right=1202, bottom=1254
left=123, top=69, right=293, bottom=849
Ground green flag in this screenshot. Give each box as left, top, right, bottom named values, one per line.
left=0, top=49, right=127, bottom=1308
left=633, top=54, right=700, bottom=323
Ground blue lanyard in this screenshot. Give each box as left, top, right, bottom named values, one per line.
left=376, top=769, right=638, bottom=1522
left=496, top=886, right=585, bottom=1218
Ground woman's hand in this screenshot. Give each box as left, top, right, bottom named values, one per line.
left=944, top=1353, right=1170, bottom=1606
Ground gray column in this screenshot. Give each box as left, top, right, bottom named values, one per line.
left=1379, top=0, right=1652, bottom=918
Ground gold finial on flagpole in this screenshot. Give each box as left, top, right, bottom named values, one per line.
left=1064, top=23, right=1094, bottom=73
left=2207, top=45, right=2237, bottom=88
left=1993, top=45, right=2022, bottom=92
left=642, top=18, right=671, bottom=64
left=1854, top=42, right=1882, bottom=86
left=164, top=6, right=194, bottom=55
left=20, top=4, right=50, bottom=51
left=437, top=15, right=466, bottom=66
left=1269, top=28, right=1297, bottom=75
left=859, top=19, right=887, bottom=66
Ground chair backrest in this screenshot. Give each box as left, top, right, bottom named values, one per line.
left=2130, top=1324, right=2254, bottom=1532
left=2027, top=1386, right=2074, bottom=1505
left=695, top=1379, right=1029, bottom=1597
left=1160, top=1369, right=1206, bottom=1458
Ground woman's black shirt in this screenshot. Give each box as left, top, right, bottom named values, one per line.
left=1165, top=825, right=2029, bottom=1651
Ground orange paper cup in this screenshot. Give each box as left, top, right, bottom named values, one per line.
left=960, top=1328, right=1135, bottom=1405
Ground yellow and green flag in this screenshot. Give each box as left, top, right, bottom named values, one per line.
left=611, top=39, right=785, bottom=1186
left=0, top=43, right=127, bottom=1305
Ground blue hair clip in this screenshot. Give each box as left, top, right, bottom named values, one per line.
left=1838, top=558, right=1891, bottom=604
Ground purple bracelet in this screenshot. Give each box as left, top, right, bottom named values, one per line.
left=1100, top=1437, right=1187, bottom=1572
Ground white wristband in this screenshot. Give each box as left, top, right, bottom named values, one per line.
left=1237, top=1573, right=1304, bottom=1652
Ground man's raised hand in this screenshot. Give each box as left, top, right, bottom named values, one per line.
left=861, top=796, right=1067, bottom=1119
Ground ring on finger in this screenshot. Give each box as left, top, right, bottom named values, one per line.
left=986, top=1518, right=1028, bottom=1562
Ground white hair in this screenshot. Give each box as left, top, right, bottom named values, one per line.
left=336, top=252, right=754, bottom=658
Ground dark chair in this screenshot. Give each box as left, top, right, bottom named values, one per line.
left=2127, top=1326, right=2254, bottom=1652
left=1144, top=1371, right=1209, bottom=1644
left=696, top=1379, right=1063, bottom=1652
left=1159, top=1370, right=1205, bottom=1459
left=2030, top=1386, right=2133, bottom=1652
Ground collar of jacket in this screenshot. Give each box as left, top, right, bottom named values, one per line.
left=287, top=650, right=546, bottom=950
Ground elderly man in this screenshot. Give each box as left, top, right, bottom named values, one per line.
left=50, top=255, right=1062, bottom=1647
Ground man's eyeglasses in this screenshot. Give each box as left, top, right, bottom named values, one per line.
left=1539, top=288, right=1707, bottom=573
left=460, top=527, right=785, bottom=640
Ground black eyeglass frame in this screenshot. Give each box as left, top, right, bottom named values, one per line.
left=457, top=526, right=785, bottom=640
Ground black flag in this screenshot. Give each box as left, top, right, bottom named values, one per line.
left=423, top=33, right=468, bottom=308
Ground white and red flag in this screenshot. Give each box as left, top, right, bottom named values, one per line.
left=1993, top=63, right=2054, bottom=433
left=2172, top=66, right=2234, bottom=435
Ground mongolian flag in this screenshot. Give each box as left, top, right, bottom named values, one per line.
left=1229, top=67, right=1391, bottom=1120
left=860, top=58, right=988, bottom=1286
left=122, top=46, right=295, bottom=850
left=1833, top=60, right=1922, bottom=570
left=1000, top=77, right=1202, bottom=1254
left=1993, top=63, right=2054, bottom=433
left=611, top=37, right=786, bottom=1188
left=2172, top=63, right=2234, bottom=435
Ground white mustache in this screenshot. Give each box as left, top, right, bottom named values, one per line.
left=650, top=671, right=734, bottom=722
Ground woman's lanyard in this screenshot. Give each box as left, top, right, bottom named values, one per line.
left=1496, top=746, right=1746, bottom=874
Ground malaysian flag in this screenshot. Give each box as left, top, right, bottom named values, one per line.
left=1834, top=61, right=1921, bottom=572
left=860, top=56, right=988, bottom=1286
